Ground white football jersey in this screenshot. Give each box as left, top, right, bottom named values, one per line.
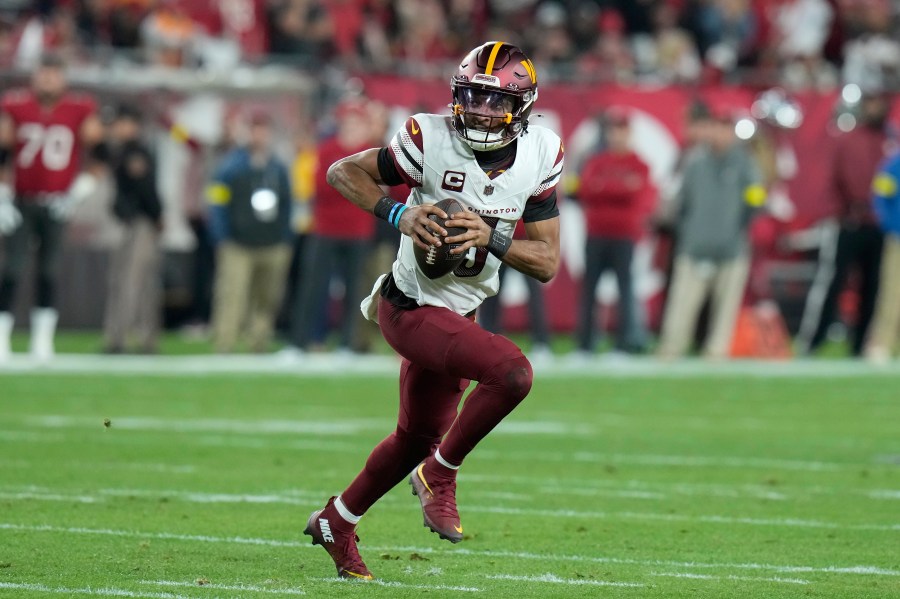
left=379, top=112, right=563, bottom=316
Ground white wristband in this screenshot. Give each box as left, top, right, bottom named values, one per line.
left=0, top=182, right=12, bottom=204
left=68, top=173, right=98, bottom=204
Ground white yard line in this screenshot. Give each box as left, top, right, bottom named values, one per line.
left=868, top=490, right=900, bottom=500
left=20, top=414, right=587, bottom=437
left=140, top=580, right=305, bottom=595
left=651, top=572, right=810, bottom=584
left=1, top=486, right=896, bottom=531
left=0, top=459, right=196, bottom=475
left=0, top=430, right=65, bottom=442
left=2, top=353, right=900, bottom=378
left=10, top=415, right=886, bottom=474
left=466, top=474, right=881, bottom=502
left=19, top=415, right=596, bottom=436
left=0, top=582, right=194, bottom=599
left=309, top=578, right=482, bottom=592
left=486, top=574, right=643, bottom=587
left=27, top=414, right=393, bottom=436
left=463, top=505, right=900, bottom=532
left=2, top=522, right=897, bottom=577
left=477, top=448, right=855, bottom=471
left=0, top=491, right=99, bottom=503
left=539, top=484, right=786, bottom=501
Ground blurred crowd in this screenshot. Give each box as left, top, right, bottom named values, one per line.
left=1, top=2, right=899, bottom=364
left=0, top=0, right=898, bottom=88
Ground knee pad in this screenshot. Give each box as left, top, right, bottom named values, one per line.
left=480, top=354, right=533, bottom=405
left=500, top=355, right=533, bottom=401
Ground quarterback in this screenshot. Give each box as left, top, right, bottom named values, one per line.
left=304, top=41, right=564, bottom=580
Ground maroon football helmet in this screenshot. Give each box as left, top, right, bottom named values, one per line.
left=450, top=41, right=538, bottom=151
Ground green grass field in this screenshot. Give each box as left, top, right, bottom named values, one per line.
left=1, top=358, right=899, bottom=598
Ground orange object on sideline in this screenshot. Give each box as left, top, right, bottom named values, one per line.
left=730, top=301, right=793, bottom=359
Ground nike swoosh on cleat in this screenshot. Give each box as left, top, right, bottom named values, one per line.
left=416, top=464, right=434, bottom=496
left=343, top=571, right=374, bottom=580
left=454, top=525, right=463, bottom=533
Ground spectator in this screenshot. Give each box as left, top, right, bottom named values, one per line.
left=285, top=100, right=376, bottom=354
left=109, top=1, right=149, bottom=49
left=841, top=0, right=900, bottom=91
left=687, top=0, right=761, bottom=74
left=207, top=111, right=293, bottom=353
left=797, top=90, right=891, bottom=356
left=393, top=0, right=456, bottom=70
left=575, top=108, right=654, bottom=355
left=277, top=125, right=317, bottom=333
left=774, top=0, right=836, bottom=89
left=140, top=0, right=200, bottom=68
left=576, top=9, right=635, bottom=82
left=866, top=150, right=900, bottom=363
left=267, top=0, right=332, bottom=63
left=657, top=107, right=765, bottom=359
left=649, top=2, right=702, bottom=83
left=528, top=1, right=576, bottom=68
left=350, top=102, right=400, bottom=354
left=103, top=104, right=163, bottom=354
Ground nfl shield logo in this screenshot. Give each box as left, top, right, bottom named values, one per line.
left=483, top=184, right=494, bottom=195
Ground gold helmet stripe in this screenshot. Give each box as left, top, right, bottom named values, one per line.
left=484, top=41, right=506, bottom=76
left=520, top=59, right=536, bottom=84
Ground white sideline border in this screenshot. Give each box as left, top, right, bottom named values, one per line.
left=1, top=522, right=897, bottom=578
left=1, top=353, right=900, bottom=378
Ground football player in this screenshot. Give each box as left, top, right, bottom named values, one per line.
left=304, top=41, right=564, bottom=579
left=0, top=53, right=104, bottom=362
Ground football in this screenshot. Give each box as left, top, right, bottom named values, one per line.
left=413, top=198, right=468, bottom=279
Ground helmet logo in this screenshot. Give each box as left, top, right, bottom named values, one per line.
left=472, top=73, right=501, bottom=86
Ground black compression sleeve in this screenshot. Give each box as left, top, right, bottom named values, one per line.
left=487, top=228, right=512, bottom=258
left=522, top=190, right=560, bottom=223
left=377, top=147, right=405, bottom=186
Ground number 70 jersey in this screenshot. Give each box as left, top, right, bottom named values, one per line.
left=387, top=113, right=563, bottom=316
left=1, top=89, right=96, bottom=197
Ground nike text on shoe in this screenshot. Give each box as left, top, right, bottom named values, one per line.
left=409, top=463, right=464, bottom=543
left=303, top=497, right=373, bottom=580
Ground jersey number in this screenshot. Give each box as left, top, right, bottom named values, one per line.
left=17, top=123, right=75, bottom=171
left=453, top=216, right=499, bottom=278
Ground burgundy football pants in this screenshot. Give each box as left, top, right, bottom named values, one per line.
left=340, top=296, right=533, bottom=516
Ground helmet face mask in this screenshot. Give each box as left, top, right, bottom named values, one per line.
left=451, top=42, right=538, bottom=152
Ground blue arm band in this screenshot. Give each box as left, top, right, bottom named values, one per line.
left=374, top=195, right=407, bottom=230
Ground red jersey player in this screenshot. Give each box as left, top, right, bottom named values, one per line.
left=0, top=53, right=104, bottom=362
left=303, top=41, right=564, bottom=580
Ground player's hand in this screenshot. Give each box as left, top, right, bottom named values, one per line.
left=0, top=185, right=21, bottom=235
left=398, top=204, right=448, bottom=251
left=0, top=201, right=21, bottom=235
left=444, top=210, right=492, bottom=255
left=48, top=193, right=78, bottom=222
